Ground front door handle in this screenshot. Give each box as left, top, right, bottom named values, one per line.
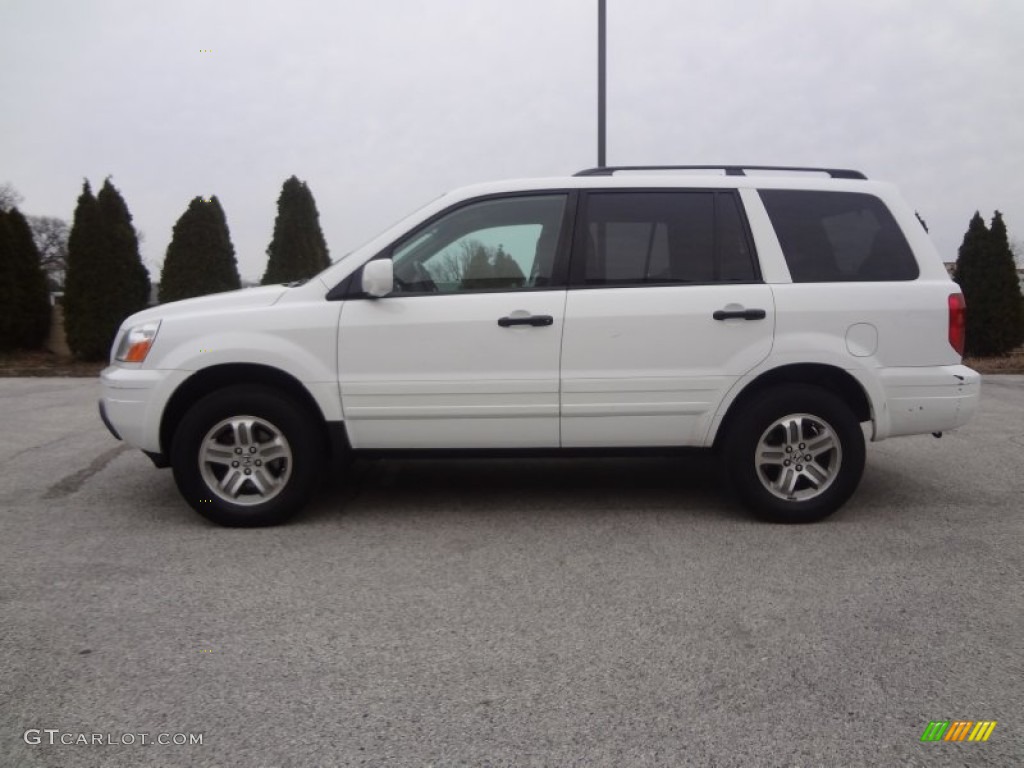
left=713, top=308, right=767, bottom=321
left=498, top=314, right=554, bottom=328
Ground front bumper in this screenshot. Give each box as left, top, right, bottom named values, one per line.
left=98, top=365, right=189, bottom=454
left=876, top=364, right=981, bottom=439
left=98, top=398, right=121, bottom=440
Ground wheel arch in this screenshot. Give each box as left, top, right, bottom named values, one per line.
left=710, top=363, right=873, bottom=450
left=160, top=364, right=333, bottom=460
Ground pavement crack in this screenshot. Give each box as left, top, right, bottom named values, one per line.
left=43, top=444, right=132, bottom=499
left=6, top=430, right=95, bottom=463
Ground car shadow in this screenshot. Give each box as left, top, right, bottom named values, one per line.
left=305, top=453, right=750, bottom=525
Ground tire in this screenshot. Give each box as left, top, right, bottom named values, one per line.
left=723, top=384, right=865, bottom=523
left=170, top=385, right=325, bottom=527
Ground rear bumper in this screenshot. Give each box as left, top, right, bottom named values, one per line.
left=875, top=364, right=980, bottom=440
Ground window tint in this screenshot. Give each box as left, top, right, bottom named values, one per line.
left=579, top=191, right=756, bottom=286
left=759, top=190, right=919, bottom=282
left=390, top=195, right=566, bottom=294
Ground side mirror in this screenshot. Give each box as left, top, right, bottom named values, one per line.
left=361, top=259, right=394, bottom=298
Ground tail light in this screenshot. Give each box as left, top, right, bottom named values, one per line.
left=948, top=293, right=966, bottom=356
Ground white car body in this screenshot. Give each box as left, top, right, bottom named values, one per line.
left=99, top=168, right=980, bottom=525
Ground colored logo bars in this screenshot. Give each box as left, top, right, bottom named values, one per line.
left=921, top=720, right=997, bottom=742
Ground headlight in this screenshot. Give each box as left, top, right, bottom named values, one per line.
left=115, top=321, right=161, bottom=363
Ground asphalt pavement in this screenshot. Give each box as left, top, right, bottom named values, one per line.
left=1, top=376, right=1022, bottom=767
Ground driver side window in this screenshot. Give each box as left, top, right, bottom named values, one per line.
left=390, top=195, right=567, bottom=294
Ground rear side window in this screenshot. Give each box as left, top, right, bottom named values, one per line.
left=577, top=191, right=758, bottom=287
left=759, top=190, right=919, bottom=282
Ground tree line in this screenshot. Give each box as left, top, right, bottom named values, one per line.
left=953, top=210, right=1024, bottom=357
left=430, top=240, right=526, bottom=290
left=0, top=176, right=329, bottom=360
left=1, top=179, right=1022, bottom=360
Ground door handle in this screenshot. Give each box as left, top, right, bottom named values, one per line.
left=497, top=314, right=554, bottom=327
left=713, top=308, right=766, bottom=321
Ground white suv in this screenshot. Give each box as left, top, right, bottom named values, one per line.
left=99, top=165, right=981, bottom=526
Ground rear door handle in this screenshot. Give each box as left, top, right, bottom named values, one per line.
left=713, top=308, right=767, bottom=321
left=497, top=314, right=554, bottom=327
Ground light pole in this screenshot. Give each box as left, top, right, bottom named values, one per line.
left=597, top=0, right=606, bottom=167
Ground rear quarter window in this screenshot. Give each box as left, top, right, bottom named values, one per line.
left=759, top=190, right=919, bottom=282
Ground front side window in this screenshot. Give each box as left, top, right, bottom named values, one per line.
left=389, top=195, right=567, bottom=294
left=578, top=191, right=757, bottom=286
left=759, top=190, right=919, bottom=282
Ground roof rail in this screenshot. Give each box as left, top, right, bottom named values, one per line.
left=573, top=165, right=867, bottom=180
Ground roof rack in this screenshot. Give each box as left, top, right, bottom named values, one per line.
left=573, top=165, right=867, bottom=180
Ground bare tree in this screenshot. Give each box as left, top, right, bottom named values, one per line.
left=27, top=215, right=70, bottom=290
left=0, top=182, right=23, bottom=212
left=430, top=239, right=485, bottom=286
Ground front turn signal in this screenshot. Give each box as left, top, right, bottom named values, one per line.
left=115, top=321, right=161, bottom=363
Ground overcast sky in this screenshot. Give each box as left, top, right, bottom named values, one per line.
left=2, top=0, right=1022, bottom=281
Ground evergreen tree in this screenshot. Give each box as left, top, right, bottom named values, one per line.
left=97, top=178, right=151, bottom=311
left=64, top=182, right=107, bottom=359
left=457, top=243, right=526, bottom=290
left=0, top=208, right=51, bottom=349
left=491, top=245, right=526, bottom=288
left=459, top=243, right=493, bottom=290
left=956, top=211, right=1024, bottom=357
left=988, top=211, right=1024, bottom=351
left=0, top=212, right=18, bottom=350
left=160, top=196, right=241, bottom=303
left=65, top=179, right=151, bottom=360
left=261, top=176, right=330, bottom=284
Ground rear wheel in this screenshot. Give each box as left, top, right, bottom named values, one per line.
left=171, top=386, right=325, bottom=526
left=724, top=385, right=865, bottom=523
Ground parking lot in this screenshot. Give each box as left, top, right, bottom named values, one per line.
left=1, top=376, right=1021, bottom=767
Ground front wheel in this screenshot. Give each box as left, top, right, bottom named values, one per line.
left=723, top=385, right=865, bottom=523
left=171, top=385, right=325, bottom=526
